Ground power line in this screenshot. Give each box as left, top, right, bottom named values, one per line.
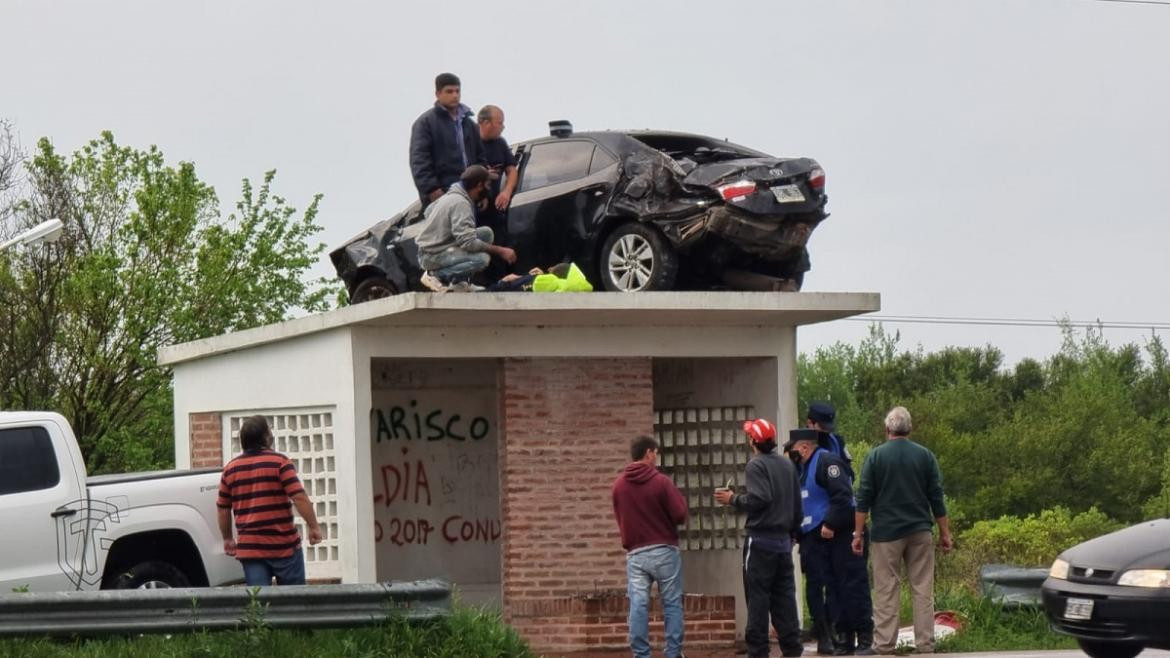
left=842, top=314, right=1170, bottom=330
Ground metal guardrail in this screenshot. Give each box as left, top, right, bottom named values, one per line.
left=0, top=579, right=451, bottom=637
left=979, top=564, right=1049, bottom=607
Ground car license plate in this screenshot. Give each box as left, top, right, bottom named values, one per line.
left=1064, top=597, right=1094, bottom=620
left=771, top=184, right=805, bottom=203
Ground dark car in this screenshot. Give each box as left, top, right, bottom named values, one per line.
left=332, top=123, right=828, bottom=303
left=1041, top=519, right=1170, bottom=658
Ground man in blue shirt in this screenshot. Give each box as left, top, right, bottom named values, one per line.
left=409, top=73, right=485, bottom=205
left=476, top=104, right=519, bottom=281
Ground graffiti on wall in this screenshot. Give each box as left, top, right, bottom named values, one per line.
left=372, top=445, right=501, bottom=546
left=369, top=376, right=501, bottom=584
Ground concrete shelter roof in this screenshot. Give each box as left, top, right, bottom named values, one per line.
left=157, top=291, right=879, bottom=367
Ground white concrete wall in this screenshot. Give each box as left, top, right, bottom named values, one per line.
left=368, top=358, right=501, bottom=606
left=170, top=328, right=363, bottom=582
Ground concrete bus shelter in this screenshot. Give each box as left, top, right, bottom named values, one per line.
left=161, top=291, right=878, bottom=653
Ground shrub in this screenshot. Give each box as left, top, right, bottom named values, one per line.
left=939, top=506, right=1123, bottom=590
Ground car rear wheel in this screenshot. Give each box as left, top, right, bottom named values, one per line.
left=351, top=276, right=397, bottom=304
left=1077, top=639, right=1143, bottom=658
left=600, top=223, right=678, bottom=292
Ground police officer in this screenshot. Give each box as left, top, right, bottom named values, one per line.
left=787, top=428, right=875, bottom=656
left=807, top=401, right=852, bottom=471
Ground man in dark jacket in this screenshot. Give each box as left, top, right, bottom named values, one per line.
left=715, top=418, right=804, bottom=658
left=612, top=436, right=689, bottom=658
left=807, top=401, right=853, bottom=474
left=787, top=429, right=875, bottom=656
left=853, top=407, right=952, bottom=655
left=409, top=72, right=485, bottom=205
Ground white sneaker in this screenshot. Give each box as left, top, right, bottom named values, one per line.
left=448, top=281, right=485, bottom=293
left=420, top=271, right=448, bottom=292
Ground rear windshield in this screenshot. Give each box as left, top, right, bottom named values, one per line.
left=629, top=134, right=769, bottom=164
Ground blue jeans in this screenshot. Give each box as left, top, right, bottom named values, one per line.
left=626, top=545, right=684, bottom=658
left=241, top=550, right=306, bottom=586
left=419, top=227, right=493, bottom=283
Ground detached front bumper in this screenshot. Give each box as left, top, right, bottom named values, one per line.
left=1042, top=576, right=1170, bottom=647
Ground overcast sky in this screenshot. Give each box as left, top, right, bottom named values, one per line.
left=5, top=0, right=1168, bottom=364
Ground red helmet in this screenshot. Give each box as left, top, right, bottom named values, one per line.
left=742, top=418, right=777, bottom=443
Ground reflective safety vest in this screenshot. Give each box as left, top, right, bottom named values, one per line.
left=532, top=263, right=594, bottom=292
left=800, top=449, right=831, bottom=535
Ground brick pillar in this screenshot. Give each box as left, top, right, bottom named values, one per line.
left=189, top=412, right=224, bottom=468
left=498, top=358, right=738, bottom=652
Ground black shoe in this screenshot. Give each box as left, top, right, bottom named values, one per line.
left=854, top=627, right=876, bottom=655
left=815, top=618, right=835, bottom=655
left=833, top=630, right=855, bottom=655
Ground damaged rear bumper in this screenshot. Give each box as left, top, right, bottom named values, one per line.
left=701, top=206, right=821, bottom=262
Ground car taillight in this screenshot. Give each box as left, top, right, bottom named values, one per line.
left=808, top=168, right=826, bottom=189
left=716, top=180, right=757, bottom=201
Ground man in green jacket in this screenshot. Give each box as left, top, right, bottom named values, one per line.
left=852, top=407, right=953, bottom=655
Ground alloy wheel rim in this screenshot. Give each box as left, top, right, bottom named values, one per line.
left=608, top=234, right=654, bottom=291
left=138, top=580, right=172, bottom=589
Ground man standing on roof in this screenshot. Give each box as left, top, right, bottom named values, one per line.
left=714, top=418, right=804, bottom=658
left=217, top=415, right=323, bottom=586
left=410, top=72, right=485, bottom=206
left=477, top=104, right=518, bottom=218
left=476, top=104, right=519, bottom=280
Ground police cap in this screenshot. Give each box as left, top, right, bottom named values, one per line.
left=784, top=428, right=819, bottom=451
left=807, top=401, right=836, bottom=431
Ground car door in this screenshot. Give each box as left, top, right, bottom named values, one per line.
left=507, top=139, right=619, bottom=274
left=0, top=420, right=87, bottom=592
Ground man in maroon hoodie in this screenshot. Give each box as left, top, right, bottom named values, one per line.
left=612, top=436, right=690, bottom=658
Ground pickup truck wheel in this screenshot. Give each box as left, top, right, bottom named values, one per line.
left=1077, top=640, right=1143, bottom=658
left=600, top=223, right=678, bottom=292
left=110, top=560, right=191, bottom=589
left=351, top=276, right=397, bottom=304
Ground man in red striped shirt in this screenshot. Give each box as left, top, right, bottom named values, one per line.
left=217, top=415, right=323, bottom=586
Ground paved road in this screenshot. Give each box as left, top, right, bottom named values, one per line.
left=946, top=653, right=1170, bottom=657
left=945, top=646, right=1165, bottom=650
left=556, top=646, right=1170, bottom=650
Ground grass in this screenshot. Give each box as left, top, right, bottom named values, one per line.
left=930, top=586, right=1076, bottom=653
left=0, top=605, right=534, bottom=658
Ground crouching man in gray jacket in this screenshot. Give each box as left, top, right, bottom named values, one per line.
left=415, top=165, right=516, bottom=292
left=715, top=418, right=804, bottom=658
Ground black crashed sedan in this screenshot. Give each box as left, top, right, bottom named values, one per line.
left=331, top=123, right=828, bottom=302
left=1042, top=518, right=1170, bottom=658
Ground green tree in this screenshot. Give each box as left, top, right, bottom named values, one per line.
left=0, top=130, right=329, bottom=473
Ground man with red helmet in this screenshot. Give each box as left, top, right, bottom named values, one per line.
left=715, top=418, right=804, bottom=658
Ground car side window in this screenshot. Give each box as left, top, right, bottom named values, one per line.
left=589, top=147, right=617, bottom=174
left=0, top=427, right=61, bottom=496
left=519, top=141, right=595, bottom=192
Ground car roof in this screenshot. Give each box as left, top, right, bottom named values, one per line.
left=513, top=129, right=770, bottom=158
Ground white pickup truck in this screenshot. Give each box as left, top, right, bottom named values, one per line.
left=0, top=411, right=242, bottom=591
